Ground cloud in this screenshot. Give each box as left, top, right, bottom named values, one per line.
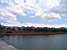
left=50, top=0, right=67, bottom=19
left=0, top=0, right=67, bottom=27
left=21, top=23, right=66, bottom=28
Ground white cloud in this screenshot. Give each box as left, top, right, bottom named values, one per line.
left=21, top=23, right=66, bottom=28
left=46, top=13, right=61, bottom=19
left=0, top=0, right=67, bottom=27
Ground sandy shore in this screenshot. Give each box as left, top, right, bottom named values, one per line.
left=0, top=40, right=18, bottom=50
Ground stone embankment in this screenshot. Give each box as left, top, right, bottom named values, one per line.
left=0, top=40, right=18, bottom=50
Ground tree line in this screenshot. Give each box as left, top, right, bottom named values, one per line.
left=0, top=24, right=67, bottom=33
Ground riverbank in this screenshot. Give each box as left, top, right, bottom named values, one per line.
left=1, top=32, right=66, bottom=36
left=0, top=40, right=18, bottom=50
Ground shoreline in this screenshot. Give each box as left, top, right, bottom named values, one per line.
left=0, top=40, right=18, bottom=50
left=0, top=32, right=66, bottom=36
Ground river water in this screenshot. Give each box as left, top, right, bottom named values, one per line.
left=0, top=34, right=67, bottom=50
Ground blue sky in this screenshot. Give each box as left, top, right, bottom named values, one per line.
left=0, top=0, right=67, bottom=27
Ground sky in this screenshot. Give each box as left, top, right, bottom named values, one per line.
left=0, top=0, right=67, bottom=28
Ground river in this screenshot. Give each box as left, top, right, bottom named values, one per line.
left=0, top=34, right=67, bottom=50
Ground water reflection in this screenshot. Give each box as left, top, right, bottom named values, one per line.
left=0, top=34, right=67, bottom=50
